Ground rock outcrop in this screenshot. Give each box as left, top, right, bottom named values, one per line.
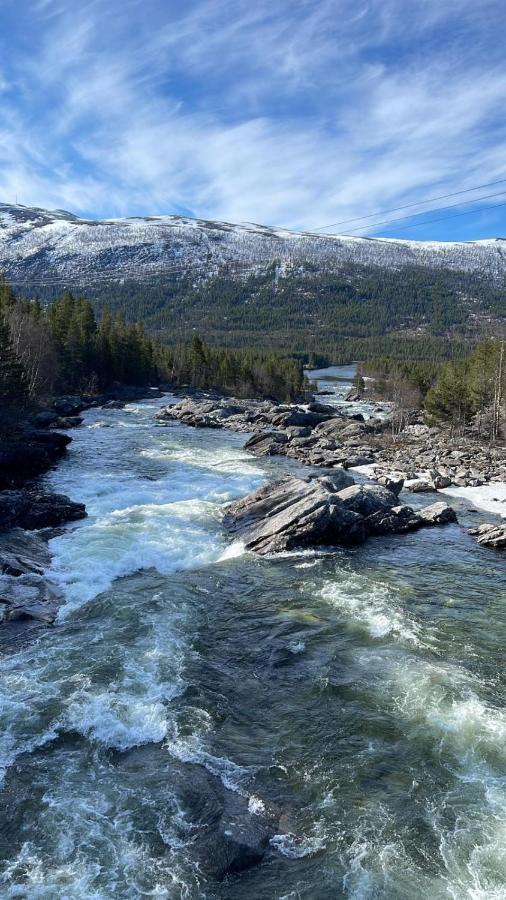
left=0, top=489, right=86, bottom=531
left=0, top=430, right=72, bottom=488
left=157, top=395, right=506, bottom=488
left=222, top=474, right=457, bottom=554
left=469, top=523, right=506, bottom=550
left=0, top=529, right=62, bottom=623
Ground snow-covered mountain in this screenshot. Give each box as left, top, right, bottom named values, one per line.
left=1, top=203, right=505, bottom=294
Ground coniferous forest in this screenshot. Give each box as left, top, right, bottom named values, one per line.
left=0, top=276, right=307, bottom=408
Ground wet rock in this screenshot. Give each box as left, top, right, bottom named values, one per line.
left=53, top=396, right=84, bottom=416
left=193, top=790, right=274, bottom=880
left=222, top=475, right=365, bottom=554
left=0, top=575, right=60, bottom=624
left=468, top=523, right=506, bottom=550
left=417, top=502, right=457, bottom=526
left=102, top=399, right=125, bottom=409
left=0, top=529, right=61, bottom=624
left=307, top=401, right=338, bottom=415
left=33, top=409, right=61, bottom=428
left=243, top=431, right=289, bottom=456
left=53, top=415, right=83, bottom=429
left=0, top=430, right=71, bottom=488
left=0, top=489, right=86, bottom=531
left=0, top=528, right=51, bottom=575
left=367, top=504, right=423, bottom=535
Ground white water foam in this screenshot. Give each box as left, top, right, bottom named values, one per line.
left=319, top=570, right=430, bottom=648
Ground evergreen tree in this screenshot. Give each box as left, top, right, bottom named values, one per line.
left=0, top=314, right=28, bottom=405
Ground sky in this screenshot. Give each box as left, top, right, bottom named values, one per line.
left=0, top=0, right=506, bottom=239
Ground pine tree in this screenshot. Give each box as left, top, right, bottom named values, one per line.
left=0, top=314, right=28, bottom=405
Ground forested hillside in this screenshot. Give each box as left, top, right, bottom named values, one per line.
left=81, top=262, right=506, bottom=363
left=0, top=277, right=306, bottom=407
left=1, top=204, right=505, bottom=365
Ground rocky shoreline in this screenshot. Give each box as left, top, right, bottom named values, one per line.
left=0, top=385, right=165, bottom=625
left=157, top=395, right=506, bottom=551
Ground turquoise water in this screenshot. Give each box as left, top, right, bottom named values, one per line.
left=0, top=376, right=505, bottom=898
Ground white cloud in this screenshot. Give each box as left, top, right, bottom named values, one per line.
left=0, top=0, right=505, bottom=231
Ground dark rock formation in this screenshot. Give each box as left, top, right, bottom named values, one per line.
left=0, top=430, right=71, bottom=488
left=0, top=489, right=86, bottom=531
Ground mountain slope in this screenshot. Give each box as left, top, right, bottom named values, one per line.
left=1, top=202, right=506, bottom=288
left=0, top=203, right=505, bottom=361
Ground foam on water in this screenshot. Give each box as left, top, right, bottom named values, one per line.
left=319, top=569, right=432, bottom=649
left=345, top=649, right=506, bottom=898
left=44, top=399, right=266, bottom=616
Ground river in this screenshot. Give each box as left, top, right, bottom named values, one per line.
left=0, top=368, right=505, bottom=898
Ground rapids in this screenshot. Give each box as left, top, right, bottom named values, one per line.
left=0, top=370, right=505, bottom=898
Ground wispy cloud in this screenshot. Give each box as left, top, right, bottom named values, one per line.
left=0, top=0, right=505, bottom=237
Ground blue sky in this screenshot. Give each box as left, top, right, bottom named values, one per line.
left=1, top=0, right=505, bottom=239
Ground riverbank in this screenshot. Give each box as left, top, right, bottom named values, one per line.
left=0, top=385, right=166, bottom=623
left=156, top=395, right=506, bottom=491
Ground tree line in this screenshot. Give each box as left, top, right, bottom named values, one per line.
left=0, top=277, right=307, bottom=407
left=361, top=338, right=506, bottom=439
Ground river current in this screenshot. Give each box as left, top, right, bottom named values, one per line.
left=0, top=369, right=505, bottom=898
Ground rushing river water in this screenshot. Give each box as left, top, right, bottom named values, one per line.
left=0, top=369, right=505, bottom=898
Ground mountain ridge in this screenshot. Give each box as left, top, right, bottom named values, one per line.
left=1, top=202, right=506, bottom=295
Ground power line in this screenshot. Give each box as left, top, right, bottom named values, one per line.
left=353, top=198, right=506, bottom=235
left=340, top=189, right=506, bottom=236
left=312, top=177, right=506, bottom=232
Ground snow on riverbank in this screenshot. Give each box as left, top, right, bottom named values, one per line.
left=351, top=463, right=506, bottom=519
left=440, top=483, right=506, bottom=519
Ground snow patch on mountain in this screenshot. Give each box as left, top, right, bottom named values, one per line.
left=0, top=203, right=505, bottom=292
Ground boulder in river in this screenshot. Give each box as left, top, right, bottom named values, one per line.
left=222, top=475, right=458, bottom=554
left=0, top=430, right=71, bottom=488
left=222, top=473, right=364, bottom=554
left=417, top=502, right=457, bottom=526
left=468, top=523, right=506, bottom=550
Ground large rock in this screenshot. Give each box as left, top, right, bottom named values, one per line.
left=417, top=502, right=457, bottom=526
left=336, top=483, right=400, bottom=517
left=0, top=528, right=51, bottom=575
left=367, top=504, right=423, bottom=535
left=0, top=574, right=60, bottom=624
left=192, top=790, right=274, bottom=880
left=222, top=475, right=457, bottom=554
left=0, top=430, right=71, bottom=488
left=222, top=474, right=366, bottom=554
left=53, top=396, right=84, bottom=416
left=243, top=431, right=289, bottom=456
left=0, top=528, right=61, bottom=624
left=0, top=489, right=86, bottom=531
left=469, top=523, right=506, bottom=549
